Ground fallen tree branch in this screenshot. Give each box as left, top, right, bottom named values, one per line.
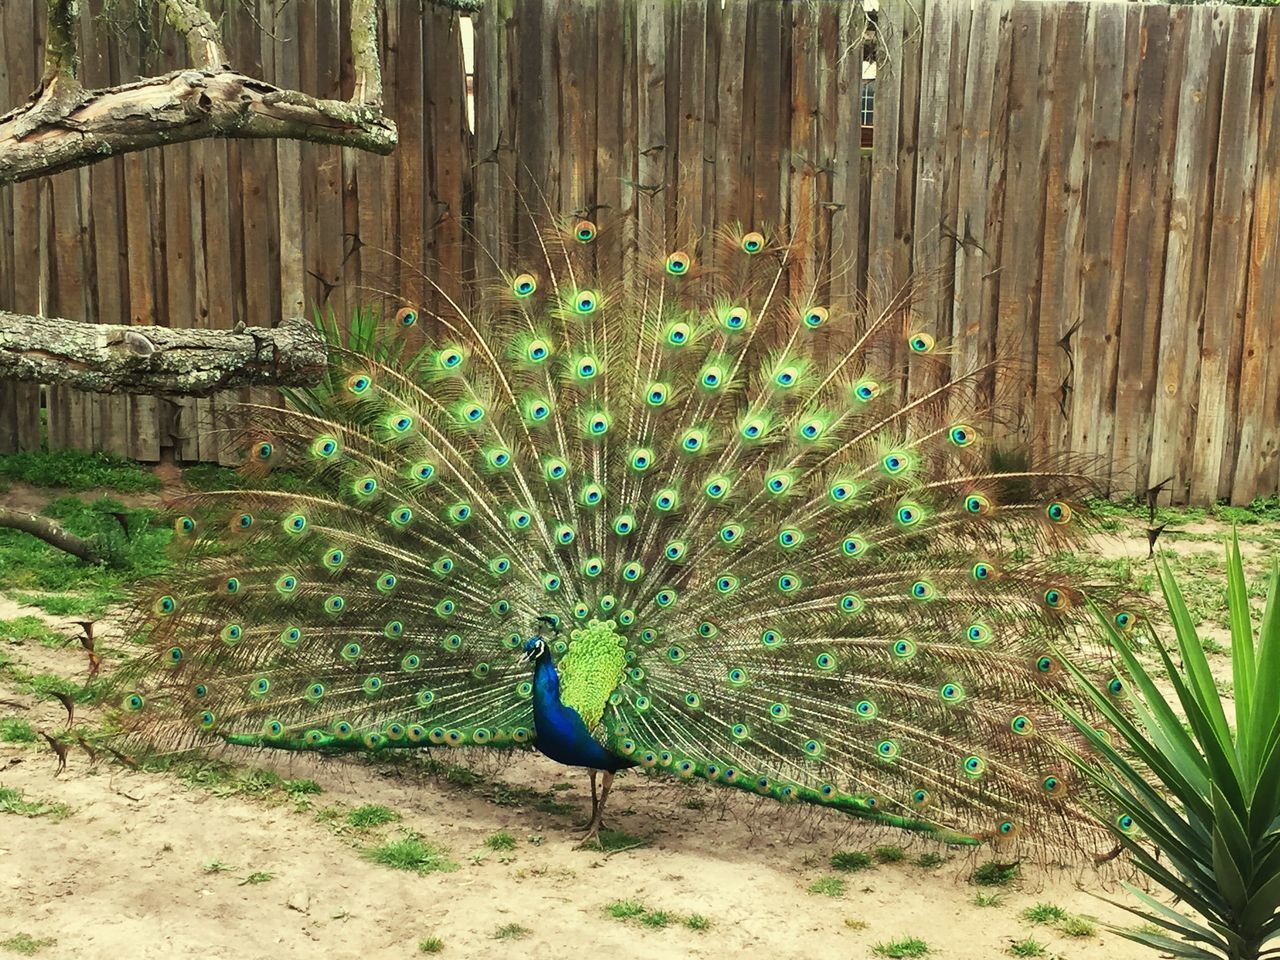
left=0, top=507, right=104, bottom=564
left=0, top=313, right=328, bottom=396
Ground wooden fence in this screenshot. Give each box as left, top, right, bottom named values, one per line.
left=1, top=0, right=1279, bottom=504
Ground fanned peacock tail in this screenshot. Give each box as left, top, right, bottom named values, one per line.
left=120, top=220, right=1135, bottom=855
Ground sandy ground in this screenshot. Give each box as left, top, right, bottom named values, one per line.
left=0, top=484, right=1254, bottom=960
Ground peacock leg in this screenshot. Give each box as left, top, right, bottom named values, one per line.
left=580, top=769, right=613, bottom=845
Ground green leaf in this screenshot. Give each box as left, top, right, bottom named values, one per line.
left=1227, top=532, right=1257, bottom=757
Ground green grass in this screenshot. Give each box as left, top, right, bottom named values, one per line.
left=0, top=933, right=56, bottom=956
left=238, top=871, right=274, bottom=885
left=0, top=717, right=36, bottom=743
left=973, top=892, right=1005, bottom=908
left=830, top=850, right=874, bottom=872
left=845, top=918, right=869, bottom=930
left=873, top=845, right=907, bottom=863
left=589, top=828, right=648, bottom=852
left=1021, top=903, right=1068, bottom=924
left=418, top=938, right=444, bottom=954
left=484, top=830, right=516, bottom=851
left=971, top=862, right=1019, bottom=887
left=0, top=616, right=67, bottom=648
left=807, top=875, right=846, bottom=897
left=362, top=834, right=458, bottom=875
left=181, top=463, right=308, bottom=493
left=0, top=448, right=160, bottom=493
left=202, top=860, right=234, bottom=873
left=346, top=804, right=400, bottom=828
left=604, top=900, right=708, bottom=931
left=872, top=937, right=930, bottom=958
left=0, top=496, right=172, bottom=617
left=606, top=900, right=647, bottom=920
left=1008, top=938, right=1047, bottom=957
left=0, top=787, right=71, bottom=820
left=1059, top=916, right=1096, bottom=938
left=913, top=852, right=946, bottom=869
left=492, top=924, right=529, bottom=941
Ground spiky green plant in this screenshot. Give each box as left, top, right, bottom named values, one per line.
left=1057, top=534, right=1280, bottom=960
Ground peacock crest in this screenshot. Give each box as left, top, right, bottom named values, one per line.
left=121, top=218, right=1128, bottom=855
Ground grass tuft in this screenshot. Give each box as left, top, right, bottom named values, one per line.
left=0, top=934, right=57, bottom=956
left=362, top=834, right=458, bottom=875
left=238, top=872, right=274, bottom=886
left=639, top=911, right=673, bottom=929
left=913, top=852, right=946, bottom=869
left=346, top=804, right=400, bottom=828
left=830, top=850, right=874, bottom=872
left=1021, top=903, right=1068, bottom=924
left=1008, top=938, right=1047, bottom=957
left=972, top=861, right=1020, bottom=887
left=807, top=875, right=846, bottom=897
left=484, top=830, right=517, bottom=851
left=0, top=787, right=71, bottom=820
left=872, top=937, right=930, bottom=958
left=418, top=938, right=444, bottom=954
left=0, top=718, right=36, bottom=743
left=492, top=924, right=530, bottom=941
left=606, top=900, right=647, bottom=920
left=684, top=914, right=711, bottom=931
left=1059, top=916, right=1096, bottom=938
left=873, top=845, right=907, bottom=863
left=973, top=892, right=1005, bottom=908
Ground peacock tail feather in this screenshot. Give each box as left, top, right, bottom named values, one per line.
left=121, top=219, right=1132, bottom=854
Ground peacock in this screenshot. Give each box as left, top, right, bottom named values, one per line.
left=120, top=220, right=1130, bottom=853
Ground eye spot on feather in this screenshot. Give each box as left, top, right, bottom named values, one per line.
left=704, top=476, right=731, bottom=500
left=346, top=373, right=372, bottom=396
left=1046, top=500, right=1073, bottom=524
left=388, top=413, right=414, bottom=434
left=334, top=721, right=355, bottom=739
left=1042, top=587, right=1068, bottom=609
left=876, top=739, right=900, bottom=761
left=716, top=574, right=739, bottom=594
left=769, top=702, right=790, bottom=721
left=761, top=628, right=782, bottom=647
left=882, top=451, right=910, bottom=475
left=509, top=509, right=532, bottom=530
left=1114, top=611, right=1136, bottom=632
left=586, top=412, right=611, bottom=436
left=487, top=448, right=512, bottom=470
left=613, top=514, right=635, bottom=536
left=221, top=623, right=242, bottom=645
left=1106, top=677, right=1126, bottom=698
left=252, top=440, right=274, bottom=461
left=655, top=488, right=679, bottom=511
left=910, top=579, right=936, bottom=601
left=852, top=379, right=881, bottom=403
left=664, top=540, right=687, bottom=561
left=1011, top=715, right=1034, bottom=736
left=198, top=710, right=216, bottom=729
left=390, top=506, right=414, bottom=526
left=896, top=502, right=923, bottom=526
left=1035, top=655, right=1057, bottom=675
left=264, top=720, right=285, bottom=739
left=841, top=536, right=867, bottom=557
left=165, top=646, right=183, bottom=665
left=324, top=595, right=346, bottom=615
left=829, top=480, right=856, bottom=503
left=574, top=289, right=599, bottom=314
left=802, top=306, right=828, bottom=329
left=512, top=273, right=537, bottom=297
left=965, top=493, right=991, bottom=515
left=777, top=573, right=800, bottom=593
left=997, top=820, right=1018, bottom=838
left=773, top=366, right=799, bottom=388
left=354, top=477, right=378, bottom=497
left=721, top=306, right=749, bottom=332
left=174, top=515, right=196, bottom=536
left=582, top=557, right=604, bottom=578
left=839, top=594, right=863, bottom=615
left=908, top=332, right=935, bottom=353
left=971, top=561, right=994, bottom=582
left=154, top=595, right=176, bottom=616
left=892, top=637, right=916, bottom=660
left=727, top=667, right=749, bottom=687
left=854, top=699, right=878, bottom=720
left=966, top=622, right=991, bottom=645
left=778, top=528, right=804, bottom=549
left=395, top=306, right=417, bottom=327
left=666, top=251, right=691, bottom=275
left=655, top=588, right=677, bottom=608
left=1042, top=774, right=1065, bottom=796
left=940, top=682, right=965, bottom=703
left=741, top=231, right=765, bottom=254
left=948, top=424, right=976, bottom=447
left=666, top=321, right=692, bottom=346
left=814, top=652, right=837, bottom=671
left=1115, top=814, right=1138, bottom=835
left=542, top=573, right=562, bottom=592
left=645, top=382, right=669, bottom=406
left=279, top=626, right=301, bottom=647
left=803, top=739, right=825, bottom=759
left=629, top=447, right=652, bottom=471
left=436, top=347, right=464, bottom=371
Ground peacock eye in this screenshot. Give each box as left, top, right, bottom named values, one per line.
left=574, top=220, right=597, bottom=243
left=740, top=231, right=765, bottom=254
left=802, top=306, right=828, bottom=328
left=665, top=251, right=690, bottom=275
left=574, top=289, right=599, bottom=314
left=395, top=306, right=418, bottom=327
left=513, top=273, right=537, bottom=297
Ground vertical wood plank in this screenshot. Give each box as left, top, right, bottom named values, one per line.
left=1033, top=2, right=1090, bottom=463
left=674, top=0, right=708, bottom=248
left=1233, top=15, right=1280, bottom=502
left=824, top=2, right=865, bottom=322
left=1150, top=6, right=1227, bottom=503
left=426, top=6, right=468, bottom=312
left=710, top=0, right=748, bottom=274
left=635, top=0, right=668, bottom=271
left=594, top=0, right=634, bottom=280
left=1072, top=3, right=1133, bottom=487
left=1193, top=8, right=1261, bottom=502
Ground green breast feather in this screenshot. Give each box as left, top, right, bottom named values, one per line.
left=557, top=619, right=626, bottom=731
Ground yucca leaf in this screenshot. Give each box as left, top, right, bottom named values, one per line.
left=1228, top=533, right=1257, bottom=754
left=1158, top=561, right=1237, bottom=770
left=1120, top=882, right=1231, bottom=948
left=1248, top=560, right=1280, bottom=790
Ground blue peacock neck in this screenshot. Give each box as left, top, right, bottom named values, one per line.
left=527, top=644, right=633, bottom=773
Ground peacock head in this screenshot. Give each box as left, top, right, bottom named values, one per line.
left=519, top=636, right=550, bottom=664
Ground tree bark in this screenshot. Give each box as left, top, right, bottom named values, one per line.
left=0, top=508, right=104, bottom=564
left=0, top=313, right=328, bottom=396
left=0, top=68, right=397, bottom=186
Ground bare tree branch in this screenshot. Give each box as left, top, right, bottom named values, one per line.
left=0, top=0, right=398, bottom=187
left=0, top=313, right=328, bottom=396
